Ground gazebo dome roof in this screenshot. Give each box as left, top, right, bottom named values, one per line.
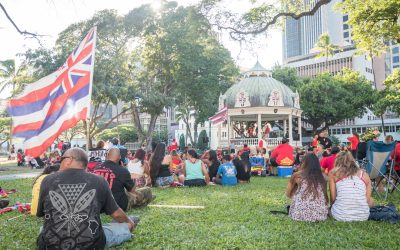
left=224, top=61, right=298, bottom=109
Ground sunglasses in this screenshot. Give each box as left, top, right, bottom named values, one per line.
left=60, top=156, right=74, bottom=162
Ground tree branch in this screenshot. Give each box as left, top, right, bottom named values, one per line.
left=215, top=0, right=332, bottom=37
left=0, top=2, right=46, bottom=43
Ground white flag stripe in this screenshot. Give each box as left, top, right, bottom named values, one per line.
left=15, top=70, right=62, bottom=99
left=12, top=101, right=52, bottom=127
left=23, top=96, right=89, bottom=149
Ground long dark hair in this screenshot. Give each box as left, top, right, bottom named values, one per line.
left=187, top=149, right=198, bottom=159
left=134, top=148, right=146, bottom=165
left=300, top=153, right=327, bottom=202
left=32, top=164, right=60, bottom=186
left=208, top=150, right=218, bottom=164
left=149, top=143, right=166, bottom=184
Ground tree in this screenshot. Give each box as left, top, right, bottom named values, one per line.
left=375, top=69, right=400, bottom=115
left=314, top=33, right=340, bottom=71
left=58, top=121, right=85, bottom=143
left=337, top=0, right=400, bottom=56
left=201, top=0, right=333, bottom=40
left=0, top=59, right=33, bottom=97
left=271, top=66, right=304, bottom=91
left=152, top=130, right=168, bottom=144
left=179, top=134, right=186, bottom=151
left=125, top=3, right=237, bottom=147
left=0, top=117, right=11, bottom=148
left=97, top=124, right=138, bottom=145
left=196, top=130, right=208, bottom=150
left=21, top=10, right=135, bottom=144
left=300, top=71, right=376, bottom=133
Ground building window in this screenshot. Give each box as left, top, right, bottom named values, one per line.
left=393, top=47, right=399, bottom=54
left=343, top=24, right=349, bottom=30
left=343, top=15, right=348, bottom=22
left=393, top=56, right=399, bottom=63
left=394, top=65, right=399, bottom=68
left=344, top=31, right=349, bottom=38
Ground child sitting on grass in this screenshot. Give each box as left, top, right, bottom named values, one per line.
left=215, top=155, right=237, bottom=186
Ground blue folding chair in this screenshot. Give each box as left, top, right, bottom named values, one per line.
left=364, top=141, right=397, bottom=199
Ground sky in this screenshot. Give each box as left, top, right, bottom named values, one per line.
left=0, top=0, right=282, bottom=71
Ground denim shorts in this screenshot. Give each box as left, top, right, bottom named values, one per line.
left=155, top=176, right=174, bottom=187
left=103, top=223, right=132, bottom=248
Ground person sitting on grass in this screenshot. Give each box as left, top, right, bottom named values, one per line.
left=233, top=153, right=251, bottom=183
left=31, top=164, right=60, bottom=216
left=320, top=146, right=339, bottom=176
left=215, top=155, right=237, bottom=186
left=170, top=150, right=182, bottom=175
left=94, top=148, right=154, bottom=211
left=127, top=149, right=151, bottom=188
left=178, top=149, right=210, bottom=187
left=269, top=138, right=294, bottom=174
left=329, top=151, right=374, bottom=222
left=150, top=143, right=174, bottom=187
left=208, top=150, right=221, bottom=181
left=286, top=153, right=328, bottom=222
left=36, top=148, right=137, bottom=249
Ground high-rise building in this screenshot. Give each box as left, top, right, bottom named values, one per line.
left=282, top=0, right=400, bottom=142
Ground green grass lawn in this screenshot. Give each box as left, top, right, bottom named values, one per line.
left=0, top=177, right=400, bottom=249
left=0, top=160, right=42, bottom=176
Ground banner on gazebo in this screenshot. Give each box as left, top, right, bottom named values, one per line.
left=209, top=106, right=227, bottom=125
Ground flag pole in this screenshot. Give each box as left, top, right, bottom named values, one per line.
left=86, top=26, right=97, bottom=152
left=86, top=119, right=90, bottom=151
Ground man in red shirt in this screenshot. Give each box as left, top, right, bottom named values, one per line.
left=239, top=144, right=251, bottom=156
left=391, top=142, right=400, bottom=172
left=169, top=139, right=178, bottom=152
left=270, top=138, right=294, bottom=167
left=320, top=146, right=339, bottom=175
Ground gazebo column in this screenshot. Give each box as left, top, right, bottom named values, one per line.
left=288, top=113, right=293, bottom=144
left=257, top=114, right=262, bottom=141
left=227, top=116, right=231, bottom=142
left=298, top=116, right=302, bottom=144
left=283, top=119, right=287, bottom=138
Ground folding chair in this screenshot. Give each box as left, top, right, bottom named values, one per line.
left=363, top=141, right=398, bottom=199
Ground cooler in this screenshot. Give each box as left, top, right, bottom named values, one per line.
left=277, top=166, right=293, bottom=177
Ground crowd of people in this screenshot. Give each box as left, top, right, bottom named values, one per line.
left=11, top=128, right=400, bottom=248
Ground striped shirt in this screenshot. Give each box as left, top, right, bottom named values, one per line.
left=331, top=171, right=370, bottom=221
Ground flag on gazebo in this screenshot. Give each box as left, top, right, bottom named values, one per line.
left=209, top=106, right=227, bottom=125
left=7, top=27, right=97, bottom=157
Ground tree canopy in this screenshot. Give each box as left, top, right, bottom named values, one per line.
left=299, top=70, right=376, bottom=132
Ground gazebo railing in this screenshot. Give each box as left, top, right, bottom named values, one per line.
left=230, top=138, right=302, bottom=148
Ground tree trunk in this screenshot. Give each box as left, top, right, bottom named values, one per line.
left=144, top=114, right=158, bottom=150
left=193, top=122, right=199, bottom=145
left=371, top=55, right=386, bottom=136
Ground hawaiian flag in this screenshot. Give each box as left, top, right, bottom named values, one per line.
left=209, top=106, right=227, bottom=125
left=7, top=27, right=97, bottom=157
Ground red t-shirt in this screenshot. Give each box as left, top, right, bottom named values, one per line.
left=270, top=144, right=294, bottom=166
left=311, top=138, right=318, bottom=147
left=391, top=143, right=400, bottom=171
left=321, top=153, right=337, bottom=173
left=347, top=136, right=359, bottom=151
left=170, top=142, right=178, bottom=152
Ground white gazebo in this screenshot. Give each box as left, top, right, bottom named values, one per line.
left=212, top=61, right=303, bottom=150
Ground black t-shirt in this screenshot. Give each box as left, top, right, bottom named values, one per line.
left=209, top=161, right=220, bottom=180
left=94, top=160, right=134, bottom=211
left=356, top=141, right=367, bottom=160
left=318, top=137, right=332, bottom=149
left=158, top=164, right=172, bottom=177
left=37, top=169, right=119, bottom=250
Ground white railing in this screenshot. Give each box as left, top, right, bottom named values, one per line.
left=230, top=138, right=302, bottom=149
left=125, top=142, right=141, bottom=150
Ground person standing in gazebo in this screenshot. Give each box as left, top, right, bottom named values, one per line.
left=262, top=122, right=271, bottom=140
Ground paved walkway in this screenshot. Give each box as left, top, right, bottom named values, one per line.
left=0, top=172, right=39, bottom=181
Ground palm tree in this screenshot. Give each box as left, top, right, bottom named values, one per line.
left=314, top=33, right=340, bottom=72
left=0, top=59, right=33, bottom=98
